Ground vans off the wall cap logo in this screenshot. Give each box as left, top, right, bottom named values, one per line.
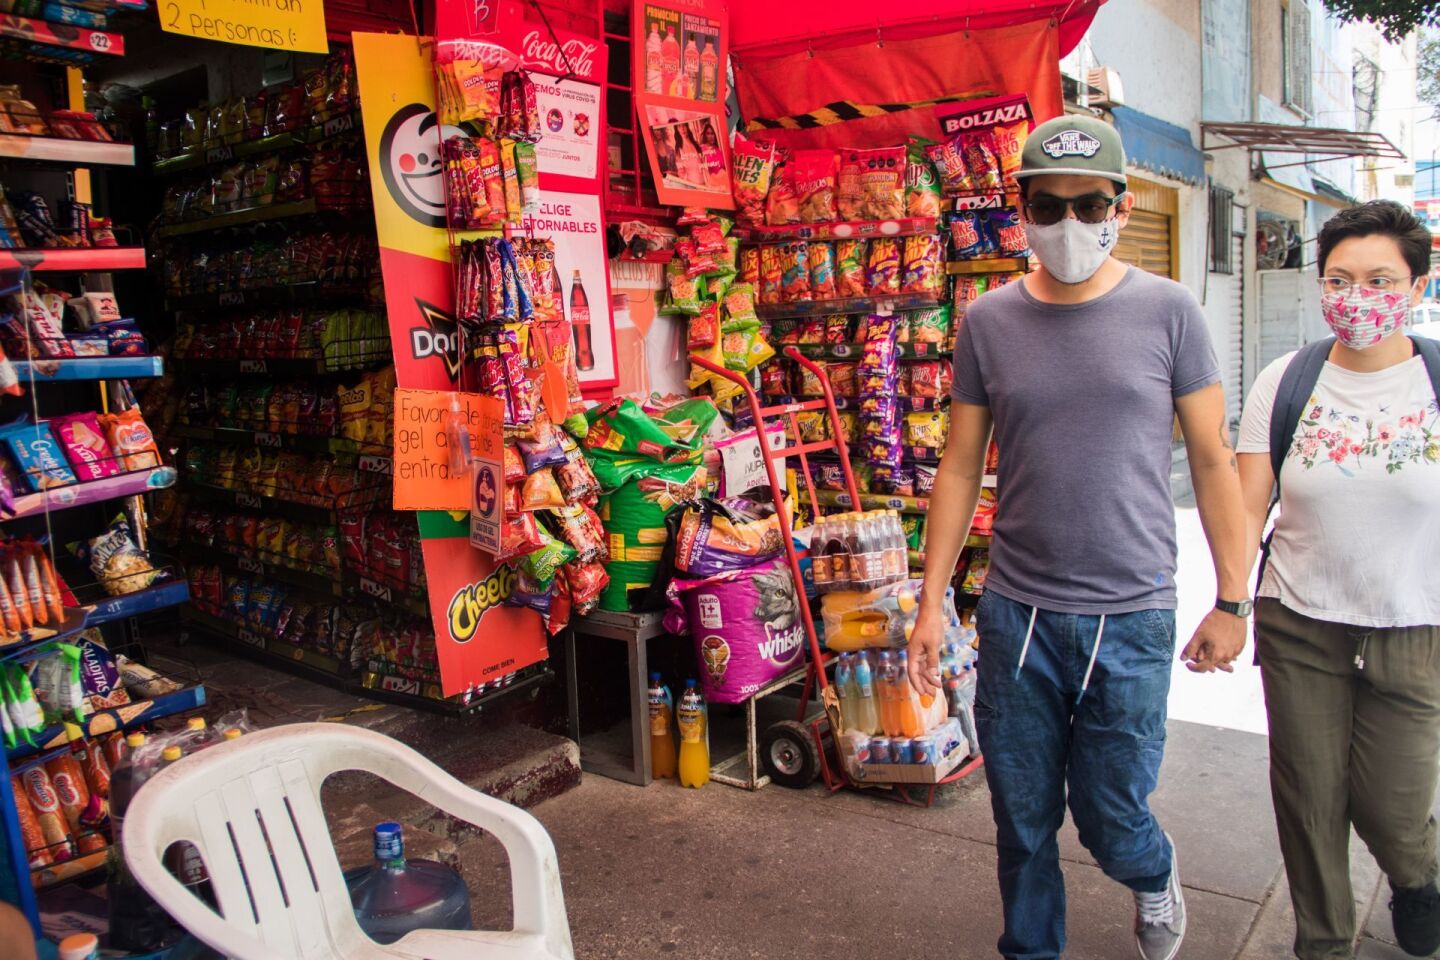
left=1042, top=130, right=1103, bottom=159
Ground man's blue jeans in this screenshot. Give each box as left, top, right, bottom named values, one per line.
left=975, top=588, right=1176, bottom=960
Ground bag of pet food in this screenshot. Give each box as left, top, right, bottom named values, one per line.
left=664, top=555, right=806, bottom=703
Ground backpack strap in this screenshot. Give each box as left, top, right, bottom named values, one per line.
left=1409, top=335, right=1440, bottom=406
left=1269, top=337, right=1335, bottom=486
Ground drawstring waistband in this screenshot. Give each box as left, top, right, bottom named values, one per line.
left=1354, top=632, right=1370, bottom=671
left=1011, top=605, right=1108, bottom=704
left=1014, top=606, right=1039, bottom=679
left=1078, top=614, right=1106, bottom=706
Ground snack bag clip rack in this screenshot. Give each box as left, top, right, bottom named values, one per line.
left=688, top=346, right=860, bottom=791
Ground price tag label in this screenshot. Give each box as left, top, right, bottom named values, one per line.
left=237, top=556, right=264, bottom=574
left=254, top=432, right=282, bottom=448
left=830, top=343, right=853, bottom=358
left=322, top=114, right=354, bottom=137
left=379, top=675, right=420, bottom=695
left=218, top=291, right=246, bottom=307
left=911, top=343, right=932, bottom=357
left=238, top=359, right=267, bottom=374
left=205, top=145, right=234, bottom=164
left=237, top=628, right=264, bottom=648
left=235, top=492, right=261, bottom=509
left=358, top=455, right=392, bottom=475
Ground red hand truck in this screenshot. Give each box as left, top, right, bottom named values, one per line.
left=689, top=346, right=982, bottom=805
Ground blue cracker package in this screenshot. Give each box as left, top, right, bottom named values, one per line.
left=947, top=210, right=995, bottom=261
left=985, top=207, right=1031, bottom=258
left=0, top=421, right=77, bottom=492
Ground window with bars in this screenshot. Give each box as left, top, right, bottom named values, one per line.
left=1210, top=185, right=1235, bottom=274
left=1282, top=0, right=1313, bottom=116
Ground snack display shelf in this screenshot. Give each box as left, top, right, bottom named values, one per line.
left=946, top=257, right=1029, bottom=275
left=359, top=662, right=553, bottom=715
left=86, top=578, right=190, bottom=626
left=185, top=484, right=339, bottom=524
left=180, top=606, right=346, bottom=679
left=164, top=282, right=370, bottom=313
left=152, top=111, right=361, bottom=176
left=755, top=293, right=943, bottom=321
left=152, top=198, right=320, bottom=239
left=0, top=608, right=93, bottom=663
left=170, top=541, right=343, bottom=598
left=0, top=135, right=133, bottom=167
left=11, top=355, right=163, bottom=382
left=790, top=341, right=953, bottom=361
left=802, top=489, right=931, bottom=515
left=761, top=393, right=947, bottom=413
left=0, top=15, right=123, bottom=56
left=905, top=535, right=991, bottom=568
left=0, top=246, right=146, bottom=272
left=172, top=423, right=337, bottom=455
left=169, top=355, right=360, bottom=377
left=734, top=218, right=941, bottom=242
left=7, top=466, right=176, bottom=520
left=346, top=574, right=429, bottom=619
left=7, top=683, right=209, bottom=762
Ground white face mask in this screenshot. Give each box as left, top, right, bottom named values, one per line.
left=1025, top=216, right=1121, bottom=284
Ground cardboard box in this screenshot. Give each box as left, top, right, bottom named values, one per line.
left=849, top=740, right=969, bottom=785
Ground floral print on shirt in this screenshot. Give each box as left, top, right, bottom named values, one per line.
left=1291, top=393, right=1440, bottom=475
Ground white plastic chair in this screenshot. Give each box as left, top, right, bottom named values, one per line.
left=123, top=722, right=574, bottom=960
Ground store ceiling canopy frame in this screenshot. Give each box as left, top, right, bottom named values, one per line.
left=727, top=0, right=1103, bottom=60
left=728, top=2, right=1096, bottom=152
left=1200, top=121, right=1406, bottom=170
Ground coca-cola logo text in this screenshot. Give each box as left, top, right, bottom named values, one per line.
left=521, top=30, right=598, bottom=81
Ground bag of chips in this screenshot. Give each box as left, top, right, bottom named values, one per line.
left=836, top=240, right=868, bottom=298
left=789, top=150, right=839, bottom=223
left=909, top=305, right=952, bottom=344
left=986, top=207, right=1031, bottom=257
left=925, top=138, right=972, bottom=196
left=758, top=245, right=783, bottom=304
left=765, top=164, right=800, bottom=225
left=809, top=242, right=837, bottom=299
left=866, top=238, right=901, bottom=297
left=731, top=136, right=778, bottom=226
left=962, top=131, right=1004, bottom=194
left=778, top=242, right=811, bottom=301
left=839, top=146, right=906, bottom=221
left=906, top=137, right=943, bottom=218
left=949, top=211, right=995, bottom=260
left=905, top=411, right=947, bottom=447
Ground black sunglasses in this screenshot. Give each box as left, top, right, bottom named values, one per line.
left=1023, top=192, right=1128, bottom=227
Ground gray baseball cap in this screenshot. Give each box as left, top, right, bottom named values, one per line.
left=1014, top=114, right=1127, bottom=187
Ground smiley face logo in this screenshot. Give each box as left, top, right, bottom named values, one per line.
left=379, top=103, right=466, bottom=227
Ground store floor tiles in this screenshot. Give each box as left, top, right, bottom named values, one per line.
left=453, top=716, right=1409, bottom=960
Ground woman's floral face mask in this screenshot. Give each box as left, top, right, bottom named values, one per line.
left=1321, top=286, right=1411, bottom=350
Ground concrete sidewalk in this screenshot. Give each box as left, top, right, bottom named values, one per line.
left=453, top=720, right=1407, bottom=960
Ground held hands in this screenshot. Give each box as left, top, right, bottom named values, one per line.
left=1181, top=608, right=1248, bottom=674
left=907, top=607, right=946, bottom=697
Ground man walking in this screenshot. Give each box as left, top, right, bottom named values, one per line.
left=908, top=115, right=1250, bottom=960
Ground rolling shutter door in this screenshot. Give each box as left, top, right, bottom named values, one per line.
left=1115, top=209, right=1174, bottom=278
left=1259, top=270, right=1303, bottom=371
left=1224, top=232, right=1244, bottom=425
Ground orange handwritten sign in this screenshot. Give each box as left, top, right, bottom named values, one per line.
left=391, top=388, right=504, bottom=512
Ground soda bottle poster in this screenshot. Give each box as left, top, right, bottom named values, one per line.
left=520, top=192, right=617, bottom=389
left=632, top=0, right=728, bottom=104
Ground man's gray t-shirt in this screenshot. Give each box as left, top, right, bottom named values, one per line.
left=950, top=267, right=1220, bottom=614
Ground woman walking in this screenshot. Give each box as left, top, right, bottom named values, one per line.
left=1238, top=200, right=1440, bottom=960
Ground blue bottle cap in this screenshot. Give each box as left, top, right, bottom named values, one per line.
left=650, top=671, right=663, bottom=683
left=685, top=678, right=697, bottom=688
left=374, top=822, right=404, bottom=861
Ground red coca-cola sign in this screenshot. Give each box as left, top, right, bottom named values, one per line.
left=519, top=29, right=600, bottom=82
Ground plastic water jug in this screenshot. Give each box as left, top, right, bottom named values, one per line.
left=345, top=822, right=473, bottom=944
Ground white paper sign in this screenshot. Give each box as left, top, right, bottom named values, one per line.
left=533, top=73, right=600, bottom=182
left=717, top=424, right=787, bottom=496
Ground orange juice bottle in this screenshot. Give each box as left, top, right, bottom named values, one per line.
left=648, top=672, right=677, bottom=779
left=896, top=651, right=925, bottom=737
left=676, top=680, right=710, bottom=788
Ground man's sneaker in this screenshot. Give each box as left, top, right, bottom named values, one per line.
left=1390, top=881, right=1440, bottom=957
left=1133, top=832, right=1187, bottom=960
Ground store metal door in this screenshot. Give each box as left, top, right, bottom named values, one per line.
left=1259, top=269, right=1303, bottom=371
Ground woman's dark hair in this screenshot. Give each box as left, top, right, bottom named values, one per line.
left=1317, top=199, right=1432, bottom=279
left=701, top=123, right=719, bottom=147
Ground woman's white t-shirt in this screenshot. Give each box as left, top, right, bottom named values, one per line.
left=1237, top=351, right=1440, bottom=628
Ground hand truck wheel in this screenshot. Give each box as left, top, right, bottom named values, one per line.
left=760, top=719, right=821, bottom=788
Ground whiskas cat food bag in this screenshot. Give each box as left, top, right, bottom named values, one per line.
left=664, top=556, right=806, bottom=703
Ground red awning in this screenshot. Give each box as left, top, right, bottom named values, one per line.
left=729, top=0, right=1104, bottom=61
